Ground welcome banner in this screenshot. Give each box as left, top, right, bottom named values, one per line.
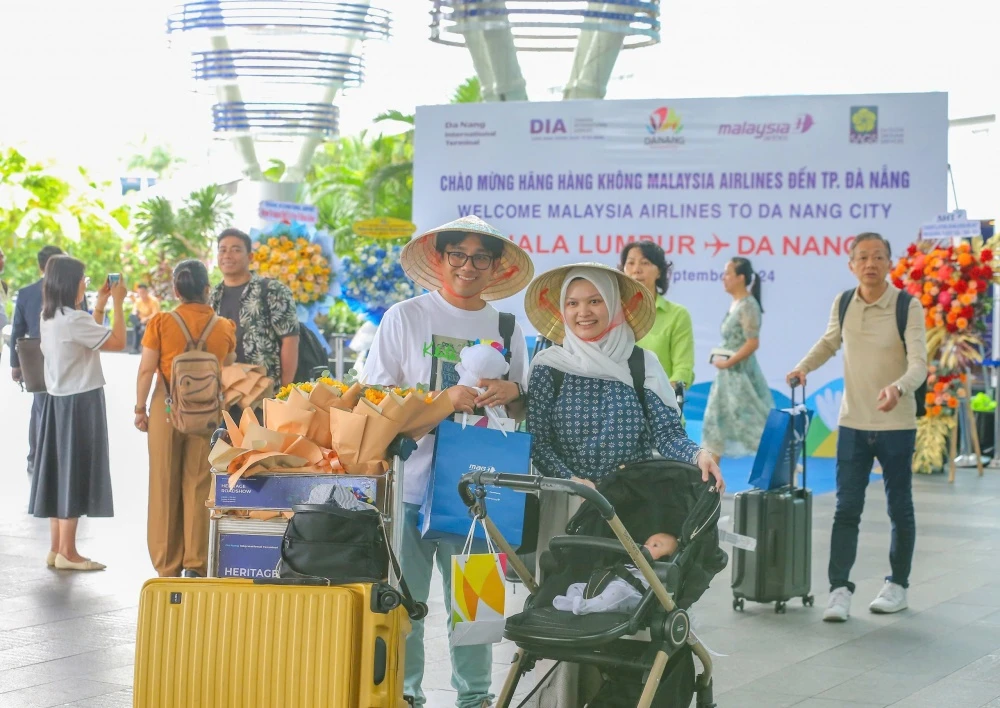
left=413, top=93, right=947, bottom=425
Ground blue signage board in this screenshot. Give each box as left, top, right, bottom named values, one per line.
left=213, top=473, right=378, bottom=510
left=217, top=533, right=283, bottom=580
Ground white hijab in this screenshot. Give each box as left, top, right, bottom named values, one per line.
left=530, top=267, right=679, bottom=411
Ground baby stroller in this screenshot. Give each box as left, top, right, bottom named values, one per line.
left=459, top=459, right=727, bottom=708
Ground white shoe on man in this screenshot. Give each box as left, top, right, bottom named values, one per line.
left=869, top=581, right=908, bottom=614
left=823, top=587, right=852, bottom=622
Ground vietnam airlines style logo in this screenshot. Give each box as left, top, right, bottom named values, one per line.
left=644, top=107, right=685, bottom=146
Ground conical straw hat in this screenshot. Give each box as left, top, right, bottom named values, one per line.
left=400, top=215, right=534, bottom=301
left=524, top=262, right=656, bottom=344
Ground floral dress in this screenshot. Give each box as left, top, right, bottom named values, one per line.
left=701, top=297, right=774, bottom=458
left=527, top=365, right=701, bottom=483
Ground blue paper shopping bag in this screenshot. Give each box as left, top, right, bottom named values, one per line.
left=420, top=420, right=533, bottom=545
left=748, top=404, right=812, bottom=490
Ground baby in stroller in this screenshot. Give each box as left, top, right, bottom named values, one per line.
left=460, top=458, right=727, bottom=708
left=553, top=532, right=678, bottom=616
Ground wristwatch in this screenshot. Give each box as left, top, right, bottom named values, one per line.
left=514, top=382, right=524, bottom=402
left=894, top=384, right=905, bottom=396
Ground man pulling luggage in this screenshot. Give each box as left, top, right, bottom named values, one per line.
left=787, top=232, right=927, bottom=621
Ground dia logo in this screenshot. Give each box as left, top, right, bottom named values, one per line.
left=530, top=118, right=566, bottom=134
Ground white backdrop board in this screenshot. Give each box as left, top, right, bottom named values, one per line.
left=413, top=93, right=948, bottom=394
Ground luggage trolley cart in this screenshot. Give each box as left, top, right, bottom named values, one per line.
left=206, top=456, right=408, bottom=585
left=136, top=452, right=419, bottom=707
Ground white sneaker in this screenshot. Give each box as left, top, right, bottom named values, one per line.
left=869, top=581, right=908, bottom=614
left=823, top=587, right=852, bottom=622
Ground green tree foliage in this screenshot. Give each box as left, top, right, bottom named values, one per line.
left=133, top=185, right=232, bottom=299
left=305, top=76, right=482, bottom=258
left=124, top=136, right=185, bottom=178
left=0, top=147, right=138, bottom=293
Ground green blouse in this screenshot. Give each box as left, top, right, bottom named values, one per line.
left=637, top=296, right=696, bottom=387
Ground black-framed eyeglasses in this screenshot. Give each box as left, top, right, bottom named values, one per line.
left=446, top=251, right=495, bottom=270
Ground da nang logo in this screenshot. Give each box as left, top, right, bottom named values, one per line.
left=850, top=106, right=878, bottom=144
left=644, top=106, right=685, bottom=146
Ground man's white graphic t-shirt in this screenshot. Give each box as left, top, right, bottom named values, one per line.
left=362, top=291, right=529, bottom=504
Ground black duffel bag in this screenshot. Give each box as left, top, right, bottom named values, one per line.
left=281, top=504, right=387, bottom=584
left=274, top=503, right=427, bottom=620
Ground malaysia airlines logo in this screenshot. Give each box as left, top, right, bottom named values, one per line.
left=718, top=114, right=814, bottom=140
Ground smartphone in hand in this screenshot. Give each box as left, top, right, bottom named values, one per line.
left=108, top=273, right=121, bottom=286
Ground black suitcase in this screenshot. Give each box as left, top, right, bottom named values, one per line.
left=731, top=382, right=814, bottom=613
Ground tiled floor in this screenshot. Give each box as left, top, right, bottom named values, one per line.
left=3, top=353, right=1000, bottom=706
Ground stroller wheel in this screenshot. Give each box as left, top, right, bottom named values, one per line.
left=803, top=594, right=815, bottom=607
left=775, top=601, right=786, bottom=614
left=732, top=597, right=744, bottom=612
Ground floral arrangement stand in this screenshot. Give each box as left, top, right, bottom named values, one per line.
left=947, top=391, right=984, bottom=483
left=893, top=239, right=998, bottom=481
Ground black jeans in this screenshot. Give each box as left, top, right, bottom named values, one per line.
left=829, top=426, right=917, bottom=593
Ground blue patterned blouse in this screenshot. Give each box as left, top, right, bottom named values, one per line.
left=527, top=364, right=701, bottom=483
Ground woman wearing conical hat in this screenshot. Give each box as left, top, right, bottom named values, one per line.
left=523, top=262, right=723, bottom=705
left=362, top=214, right=534, bottom=708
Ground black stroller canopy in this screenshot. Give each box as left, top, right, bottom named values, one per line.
left=567, top=459, right=728, bottom=610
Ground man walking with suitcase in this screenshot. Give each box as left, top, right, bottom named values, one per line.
left=787, top=232, right=927, bottom=621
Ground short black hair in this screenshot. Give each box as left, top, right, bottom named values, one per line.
left=42, top=255, right=84, bottom=320
left=217, top=227, right=252, bottom=253
left=435, top=231, right=504, bottom=259
left=850, top=232, right=892, bottom=260
left=173, top=260, right=210, bottom=304
left=37, top=245, right=63, bottom=272
left=137, top=283, right=149, bottom=290
left=620, top=241, right=672, bottom=295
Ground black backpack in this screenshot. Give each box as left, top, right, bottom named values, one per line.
left=296, top=324, right=330, bottom=382
left=837, top=288, right=927, bottom=417
left=257, top=278, right=329, bottom=381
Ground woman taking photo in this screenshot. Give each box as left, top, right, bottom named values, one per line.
left=524, top=263, right=723, bottom=705
left=620, top=241, right=695, bottom=389
left=701, top=257, right=774, bottom=460
left=135, top=260, right=235, bottom=578
left=31, top=256, right=127, bottom=571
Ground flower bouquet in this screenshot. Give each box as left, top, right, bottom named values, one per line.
left=339, top=242, right=416, bottom=324
left=892, top=239, right=997, bottom=473
left=250, top=221, right=335, bottom=306
left=208, top=376, right=454, bottom=487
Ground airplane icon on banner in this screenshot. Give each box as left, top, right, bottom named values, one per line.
left=704, top=234, right=731, bottom=257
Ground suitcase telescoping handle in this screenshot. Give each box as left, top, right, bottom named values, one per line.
left=789, top=377, right=807, bottom=491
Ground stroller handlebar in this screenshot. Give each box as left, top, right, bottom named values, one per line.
left=458, top=472, right=615, bottom=520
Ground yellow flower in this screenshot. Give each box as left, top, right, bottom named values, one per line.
left=851, top=107, right=877, bottom=134
left=268, top=238, right=280, bottom=248
left=303, top=281, right=315, bottom=292
left=298, top=293, right=310, bottom=303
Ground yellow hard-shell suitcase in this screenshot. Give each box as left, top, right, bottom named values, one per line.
left=133, top=578, right=410, bottom=708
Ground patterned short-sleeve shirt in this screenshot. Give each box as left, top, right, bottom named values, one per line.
left=210, top=274, right=299, bottom=381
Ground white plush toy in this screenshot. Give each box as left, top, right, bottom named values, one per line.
left=454, top=341, right=511, bottom=434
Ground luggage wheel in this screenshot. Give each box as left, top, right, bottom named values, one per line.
left=775, top=601, right=786, bottom=614
left=803, top=594, right=815, bottom=607
left=732, top=597, right=745, bottom=612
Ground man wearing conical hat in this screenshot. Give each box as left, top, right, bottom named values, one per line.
left=362, top=215, right=534, bottom=708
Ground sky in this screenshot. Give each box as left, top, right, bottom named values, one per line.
left=0, top=0, right=995, bottom=215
